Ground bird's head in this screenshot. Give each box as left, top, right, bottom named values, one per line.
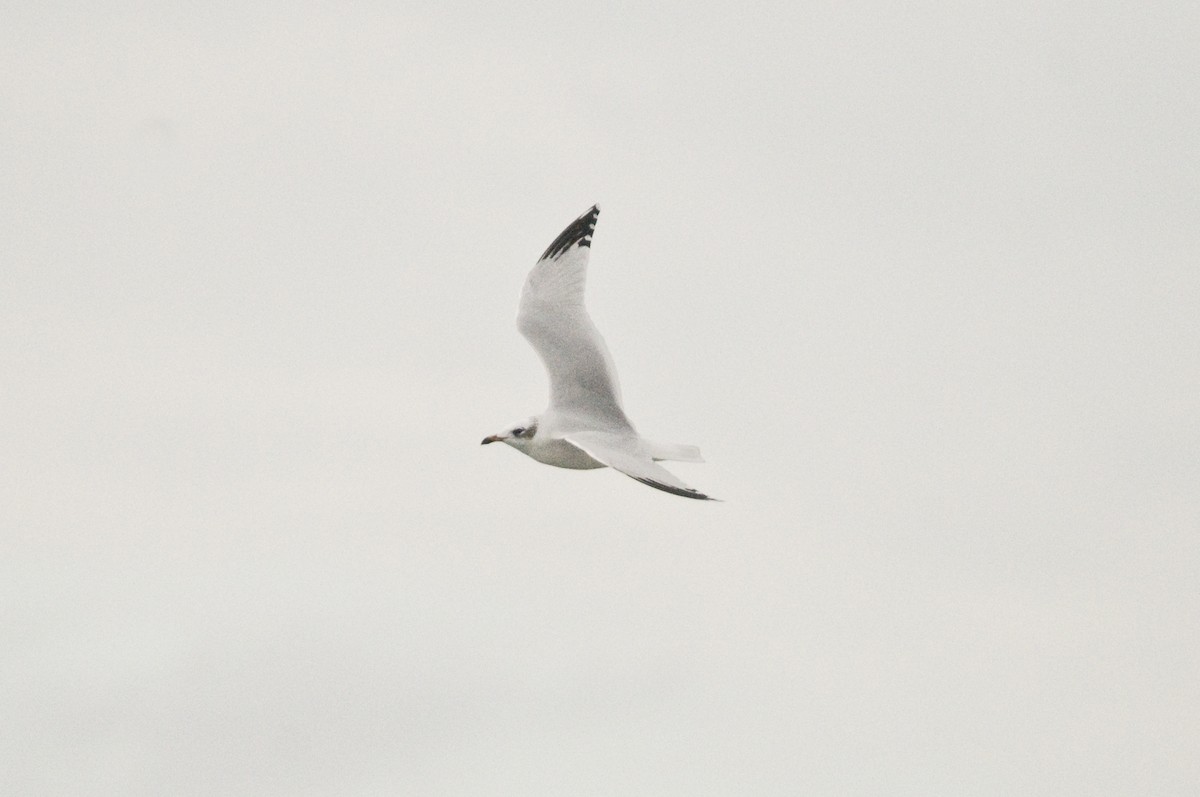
left=481, top=417, right=539, bottom=451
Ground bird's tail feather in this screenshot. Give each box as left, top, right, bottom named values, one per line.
left=646, top=441, right=705, bottom=463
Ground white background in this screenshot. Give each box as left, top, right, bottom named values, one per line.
left=2, top=3, right=1197, bottom=794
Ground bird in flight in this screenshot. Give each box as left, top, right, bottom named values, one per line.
left=482, top=205, right=718, bottom=500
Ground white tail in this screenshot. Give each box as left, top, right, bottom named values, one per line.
left=645, top=440, right=705, bottom=463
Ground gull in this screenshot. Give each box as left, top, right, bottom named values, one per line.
left=482, top=205, right=718, bottom=501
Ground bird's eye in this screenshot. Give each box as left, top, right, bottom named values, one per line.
left=512, top=427, right=526, bottom=437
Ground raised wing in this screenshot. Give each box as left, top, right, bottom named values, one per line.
left=565, top=431, right=719, bottom=501
left=517, top=205, right=630, bottom=428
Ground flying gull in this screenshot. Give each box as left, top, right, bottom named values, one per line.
left=482, top=205, right=718, bottom=500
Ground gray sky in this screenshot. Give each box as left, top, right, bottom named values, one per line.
left=2, top=2, right=1197, bottom=794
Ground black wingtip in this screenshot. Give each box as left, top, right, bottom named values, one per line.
left=632, top=476, right=720, bottom=501
left=539, top=205, right=601, bottom=262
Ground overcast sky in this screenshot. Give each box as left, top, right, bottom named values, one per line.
left=2, top=2, right=1197, bottom=794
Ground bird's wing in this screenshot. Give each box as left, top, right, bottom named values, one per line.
left=564, top=431, right=718, bottom=501
left=517, top=205, right=631, bottom=429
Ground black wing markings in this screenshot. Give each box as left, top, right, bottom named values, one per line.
left=539, top=205, right=600, bottom=262
left=631, top=476, right=719, bottom=501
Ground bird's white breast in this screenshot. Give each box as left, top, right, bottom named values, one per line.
left=525, top=437, right=606, bottom=470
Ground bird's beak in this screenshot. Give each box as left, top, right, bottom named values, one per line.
left=481, top=435, right=503, bottom=445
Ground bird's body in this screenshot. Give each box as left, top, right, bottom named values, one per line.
left=520, top=436, right=606, bottom=470
left=482, top=205, right=717, bottom=501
